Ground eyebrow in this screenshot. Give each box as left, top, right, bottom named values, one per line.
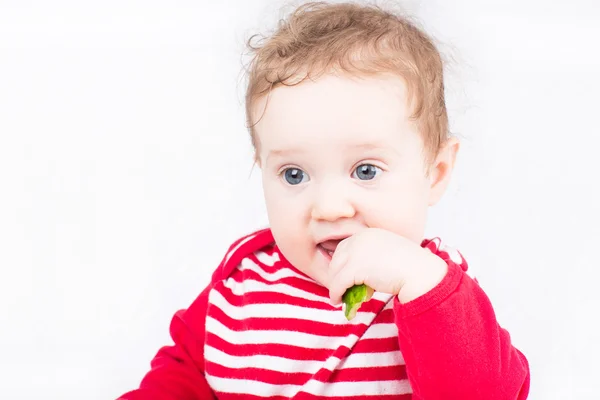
left=267, top=148, right=301, bottom=158
left=267, top=142, right=391, bottom=158
left=349, top=143, right=389, bottom=152
left=346, top=143, right=401, bottom=159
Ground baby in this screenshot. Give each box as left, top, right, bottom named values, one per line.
left=119, top=2, right=530, bottom=399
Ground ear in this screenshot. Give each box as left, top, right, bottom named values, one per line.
left=428, top=136, right=460, bottom=206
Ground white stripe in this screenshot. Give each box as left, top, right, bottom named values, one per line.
left=221, top=275, right=342, bottom=307
left=206, top=316, right=396, bottom=350
left=305, top=377, right=412, bottom=396
left=369, top=291, right=395, bottom=305
left=206, top=316, right=344, bottom=349
left=206, top=338, right=405, bottom=372
left=362, top=322, right=399, bottom=339
left=254, top=250, right=280, bottom=266
left=239, top=257, right=313, bottom=283
left=211, top=288, right=390, bottom=325
left=223, top=276, right=329, bottom=304
left=342, top=348, right=405, bottom=368
left=206, top=375, right=412, bottom=397
left=206, top=375, right=300, bottom=397
left=205, top=345, right=323, bottom=374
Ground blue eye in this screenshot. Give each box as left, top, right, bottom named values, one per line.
left=283, top=168, right=309, bottom=185
left=352, top=164, right=381, bottom=180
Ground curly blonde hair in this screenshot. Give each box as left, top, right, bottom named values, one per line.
left=243, top=1, right=448, bottom=164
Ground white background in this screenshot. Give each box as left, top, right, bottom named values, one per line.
left=1, top=0, right=599, bottom=398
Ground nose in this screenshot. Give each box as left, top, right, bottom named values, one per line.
left=310, top=182, right=356, bottom=222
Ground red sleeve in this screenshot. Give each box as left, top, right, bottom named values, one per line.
left=117, top=228, right=274, bottom=400
left=394, top=255, right=530, bottom=400
left=117, top=285, right=217, bottom=400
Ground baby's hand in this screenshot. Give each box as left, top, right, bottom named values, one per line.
left=327, top=228, right=448, bottom=306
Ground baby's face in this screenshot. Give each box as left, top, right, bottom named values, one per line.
left=255, top=73, right=444, bottom=288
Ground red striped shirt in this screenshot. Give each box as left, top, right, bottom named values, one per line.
left=118, top=228, right=530, bottom=400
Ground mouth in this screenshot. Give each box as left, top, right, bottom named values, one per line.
left=317, top=238, right=345, bottom=260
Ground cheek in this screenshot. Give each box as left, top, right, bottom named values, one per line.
left=363, top=177, right=429, bottom=242
left=267, top=202, right=318, bottom=279
left=262, top=182, right=310, bottom=237
left=262, top=179, right=286, bottom=215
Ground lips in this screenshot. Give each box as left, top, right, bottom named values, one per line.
left=317, top=238, right=345, bottom=259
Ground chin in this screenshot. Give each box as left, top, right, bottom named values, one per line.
left=309, top=259, right=331, bottom=287
left=291, top=255, right=326, bottom=286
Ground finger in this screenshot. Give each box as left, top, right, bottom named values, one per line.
left=329, top=235, right=354, bottom=270
left=327, top=236, right=357, bottom=304
left=328, top=262, right=359, bottom=306
left=336, top=235, right=352, bottom=252
left=328, top=243, right=349, bottom=281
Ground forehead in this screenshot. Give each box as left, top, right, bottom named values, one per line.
left=253, top=73, right=416, bottom=153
